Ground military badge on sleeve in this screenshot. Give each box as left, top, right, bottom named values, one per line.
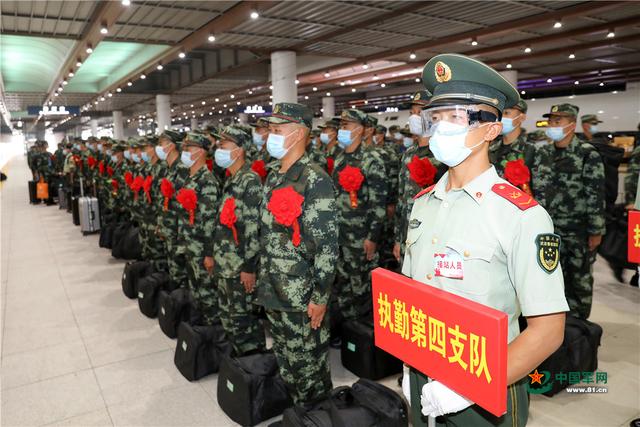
left=535, top=233, right=560, bottom=274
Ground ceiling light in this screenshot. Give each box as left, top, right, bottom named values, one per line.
left=76, top=60, right=82, bottom=67
left=612, top=90, right=618, bottom=94
left=351, top=88, right=356, bottom=92
left=324, top=72, right=330, bottom=78
left=409, top=52, right=417, bottom=59
left=269, top=85, right=273, bottom=90
left=68, top=71, right=74, bottom=77
left=553, top=20, right=562, bottom=29
left=607, top=29, right=615, bottom=38
left=471, top=38, right=478, bottom=46
left=597, top=110, right=604, bottom=114
left=222, top=104, right=227, bottom=108
left=62, top=80, right=68, bottom=85
left=295, top=79, right=300, bottom=84
left=236, top=101, right=241, bottom=105
left=156, top=64, right=163, bottom=70
left=86, top=45, right=93, bottom=54
left=362, top=63, right=369, bottom=69
left=121, top=0, right=131, bottom=5
left=372, top=74, right=379, bottom=80
left=531, top=98, right=536, bottom=101
left=304, top=95, right=309, bottom=100
left=107, top=92, right=112, bottom=97
left=340, top=81, right=345, bottom=86
left=599, top=82, right=605, bottom=86
left=178, top=52, right=186, bottom=59
left=140, top=74, right=146, bottom=79
left=248, top=90, right=253, bottom=94
left=215, top=98, right=219, bottom=102
left=250, top=11, right=259, bottom=19
left=55, top=93, right=59, bottom=97
left=524, top=46, right=532, bottom=53
left=57, top=87, right=63, bottom=92
left=100, top=97, right=105, bottom=101
left=201, top=101, right=206, bottom=105
left=190, top=104, right=194, bottom=107
left=568, top=53, right=575, bottom=59
left=415, top=78, right=420, bottom=83
left=230, top=94, right=235, bottom=99
left=506, top=63, right=512, bottom=69
left=116, top=87, right=121, bottom=92
left=100, top=26, right=108, bottom=35
left=574, top=81, right=579, bottom=85
left=326, top=92, right=331, bottom=97
left=208, top=35, right=215, bottom=42
left=127, top=81, right=132, bottom=86
left=312, top=87, right=318, bottom=91
left=380, top=83, right=386, bottom=88
left=546, top=78, right=552, bottom=83
left=520, top=90, right=526, bottom=95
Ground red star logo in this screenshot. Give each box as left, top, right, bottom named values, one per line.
left=529, top=369, right=545, bottom=385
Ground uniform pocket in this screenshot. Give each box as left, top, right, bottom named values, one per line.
left=444, top=238, right=495, bottom=296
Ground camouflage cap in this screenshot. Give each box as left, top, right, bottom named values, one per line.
left=375, top=125, right=388, bottom=134
left=389, top=125, right=401, bottom=132
left=249, top=117, right=269, bottom=129
left=219, top=125, right=251, bottom=148
left=318, top=117, right=340, bottom=130
left=183, top=132, right=211, bottom=150
left=340, top=108, right=367, bottom=125
left=127, top=137, right=141, bottom=149
left=267, top=102, right=313, bottom=128
left=112, top=141, right=128, bottom=152
left=399, top=125, right=412, bottom=136
left=364, top=115, right=378, bottom=128
left=103, top=138, right=114, bottom=146
left=64, top=142, right=74, bottom=149
left=422, top=53, right=520, bottom=111
left=311, top=129, right=321, bottom=137
left=543, top=103, right=579, bottom=118
left=512, top=99, right=528, bottom=114
left=410, top=90, right=432, bottom=106
left=159, top=130, right=183, bottom=146
left=581, top=114, right=603, bottom=124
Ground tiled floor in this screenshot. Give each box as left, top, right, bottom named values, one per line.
left=1, top=155, right=639, bottom=427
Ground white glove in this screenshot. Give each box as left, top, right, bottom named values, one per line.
left=420, top=380, right=473, bottom=417
left=402, top=365, right=411, bottom=403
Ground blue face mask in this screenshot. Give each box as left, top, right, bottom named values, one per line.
left=589, top=124, right=598, bottom=134
left=133, top=154, right=141, bottom=163
left=501, top=118, right=515, bottom=135
left=320, top=133, right=330, bottom=144
left=253, top=133, right=265, bottom=148
left=545, top=124, right=571, bottom=142
left=337, top=129, right=353, bottom=148
left=402, top=137, right=414, bottom=148
left=124, top=151, right=132, bottom=160
left=141, top=152, right=150, bottom=162
left=214, top=148, right=238, bottom=169
left=97, top=144, right=103, bottom=151
left=266, top=131, right=296, bottom=159
left=181, top=151, right=195, bottom=167
left=155, top=145, right=168, bottom=161
left=106, top=149, right=112, bottom=156
left=111, top=155, right=118, bottom=163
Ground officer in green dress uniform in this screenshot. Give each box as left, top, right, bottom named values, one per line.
left=402, top=53, right=569, bottom=426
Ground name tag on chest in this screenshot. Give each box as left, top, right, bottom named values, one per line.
left=433, top=249, right=464, bottom=279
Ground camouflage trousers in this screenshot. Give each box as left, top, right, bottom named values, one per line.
left=140, top=223, right=165, bottom=264
left=164, top=238, right=188, bottom=289
left=336, top=244, right=378, bottom=321
left=559, top=233, right=593, bottom=320
left=217, top=275, right=265, bottom=356
left=265, top=309, right=332, bottom=406
left=409, top=368, right=529, bottom=427
left=186, top=256, right=218, bottom=325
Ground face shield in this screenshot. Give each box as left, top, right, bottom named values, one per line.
left=420, top=105, right=498, bottom=135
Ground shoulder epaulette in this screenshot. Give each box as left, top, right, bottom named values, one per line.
left=413, top=184, right=436, bottom=200
left=491, top=183, right=538, bottom=210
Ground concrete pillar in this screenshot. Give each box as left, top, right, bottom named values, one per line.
left=271, top=51, right=297, bottom=104
left=322, top=97, right=335, bottom=120
left=112, top=110, right=124, bottom=140
left=190, top=118, right=198, bottom=131
left=90, top=119, right=98, bottom=137
left=156, top=94, right=171, bottom=133
left=35, top=122, right=46, bottom=140
left=238, top=113, right=248, bottom=124
left=499, top=70, right=519, bottom=88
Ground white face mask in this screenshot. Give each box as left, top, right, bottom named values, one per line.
left=402, top=137, right=414, bottom=148
left=266, top=130, right=297, bottom=159
left=408, top=114, right=423, bottom=136
left=429, top=121, right=487, bottom=167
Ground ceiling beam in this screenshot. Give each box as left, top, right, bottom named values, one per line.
left=306, top=1, right=624, bottom=73
left=487, top=33, right=640, bottom=66
left=288, top=1, right=434, bottom=51
left=469, top=15, right=640, bottom=58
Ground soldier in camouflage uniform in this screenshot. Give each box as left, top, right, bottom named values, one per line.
left=175, top=133, right=220, bottom=325
left=489, top=99, right=536, bottom=177
left=212, top=125, right=266, bottom=356
left=27, top=144, right=38, bottom=180
left=104, top=142, right=128, bottom=219
left=305, top=129, right=327, bottom=169
left=256, top=102, right=338, bottom=407
left=33, top=140, right=56, bottom=205
left=530, top=104, right=606, bottom=319
left=333, top=108, right=387, bottom=320
left=153, top=131, right=190, bottom=286
left=625, top=144, right=640, bottom=208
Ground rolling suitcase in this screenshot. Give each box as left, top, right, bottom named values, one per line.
left=28, top=180, right=40, bottom=204
left=79, top=197, right=100, bottom=234
left=58, top=184, right=69, bottom=210
left=71, top=196, right=80, bottom=225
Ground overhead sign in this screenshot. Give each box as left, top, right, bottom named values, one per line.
left=27, top=105, right=80, bottom=116
left=372, top=268, right=508, bottom=417
left=238, top=105, right=272, bottom=115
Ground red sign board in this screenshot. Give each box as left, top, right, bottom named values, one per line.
left=372, top=268, right=508, bottom=417
left=628, top=210, right=640, bottom=263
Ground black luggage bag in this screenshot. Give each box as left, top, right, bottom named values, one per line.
left=535, top=315, right=603, bottom=397
left=112, top=226, right=142, bottom=260
left=217, top=351, right=293, bottom=426
left=28, top=180, right=40, bottom=204
left=122, top=260, right=152, bottom=299
left=158, top=287, right=200, bottom=339
left=137, top=271, right=171, bottom=318
left=174, top=321, right=232, bottom=381
left=71, top=196, right=80, bottom=225
left=341, top=318, right=402, bottom=380
left=99, top=222, right=115, bottom=249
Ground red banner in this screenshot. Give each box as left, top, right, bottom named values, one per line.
left=372, top=268, right=508, bottom=417
left=628, top=210, right=640, bottom=263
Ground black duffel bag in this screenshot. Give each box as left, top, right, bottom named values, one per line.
left=111, top=223, right=131, bottom=258
left=282, top=405, right=332, bottom=427
left=599, top=205, right=634, bottom=270
left=99, top=222, right=115, bottom=249
left=174, top=321, right=232, bottom=381
left=158, top=288, right=201, bottom=339
left=122, top=260, right=153, bottom=299
left=341, top=318, right=402, bottom=380
left=534, top=315, right=603, bottom=397
left=119, top=226, right=142, bottom=260
left=137, top=271, right=171, bottom=318
left=217, top=351, right=293, bottom=426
